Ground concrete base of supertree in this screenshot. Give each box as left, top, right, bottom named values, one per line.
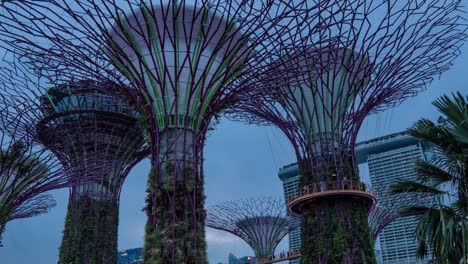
left=143, top=165, right=207, bottom=264
left=300, top=199, right=376, bottom=264
left=58, top=196, right=119, bottom=264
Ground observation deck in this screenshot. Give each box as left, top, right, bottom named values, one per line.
left=288, top=180, right=376, bottom=215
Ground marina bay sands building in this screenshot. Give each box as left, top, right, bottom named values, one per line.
left=279, top=132, right=433, bottom=264
left=356, top=132, right=432, bottom=264
left=278, top=164, right=301, bottom=264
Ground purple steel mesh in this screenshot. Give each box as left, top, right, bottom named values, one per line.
left=0, top=0, right=465, bottom=262
left=0, top=57, right=149, bottom=201
left=0, top=56, right=149, bottom=261
left=0, top=118, right=74, bottom=246
left=8, top=194, right=56, bottom=222
left=206, top=197, right=298, bottom=261
left=368, top=188, right=432, bottom=241
left=224, top=1, right=466, bottom=263
left=228, top=0, right=467, bottom=183
left=0, top=1, right=313, bottom=262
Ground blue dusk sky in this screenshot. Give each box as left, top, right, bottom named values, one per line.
left=1, top=6, right=468, bottom=264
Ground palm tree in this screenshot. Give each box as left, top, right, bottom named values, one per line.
left=391, top=92, right=467, bottom=264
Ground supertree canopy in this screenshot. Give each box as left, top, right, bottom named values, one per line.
left=367, top=188, right=430, bottom=241
left=206, top=197, right=297, bottom=263
left=225, top=1, right=466, bottom=263
left=0, top=1, right=311, bottom=262
left=0, top=124, right=71, bottom=246
left=8, top=194, right=56, bottom=223
left=0, top=0, right=465, bottom=263
left=39, top=81, right=148, bottom=264
left=0, top=60, right=149, bottom=263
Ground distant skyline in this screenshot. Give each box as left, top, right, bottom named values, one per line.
left=1, top=22, right=467, bottom=264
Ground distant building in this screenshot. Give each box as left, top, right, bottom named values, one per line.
left=228, top=253, right=256, bottom=264
left=356, top=132, right=431, bottom=264
left=278, top=163, right=301, bottom=264
left=117, top=248, right=143, bottom=264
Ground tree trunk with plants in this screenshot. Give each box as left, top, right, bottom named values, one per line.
left=299, top=157, right=376, bottom=264
left=143, top=164, right=206, bottom=264
left=301, top=201, right=375, bottom=264
left=59, top=196, right=119, bottom=264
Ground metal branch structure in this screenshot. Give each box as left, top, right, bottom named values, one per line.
left=0, top=123, right=72, bottom=247
left=206, top=197, right=298, bottom=264
left=225, top=1, right=467, bottom=263
left=0, top=1, right=311, bottom=262
left=0, top=59, right=148, bottom=263
left=368, top=188, right=431, bottom=241
left=0, top=0, right=465, bottom=263
left=368, top=205, right=397, bottom=241
left=8, top=194, right=56, bottom=222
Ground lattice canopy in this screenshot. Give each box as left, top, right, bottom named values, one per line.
left=35, top=80, right=147, bottom=199
left=107, top=2, right=249, bottom=131
left=0, top=134, right=71, bottom=245
left=206, top=197, right=297, bottom=260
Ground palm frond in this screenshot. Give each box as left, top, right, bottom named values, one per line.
left=402, top=92, right=468, bottom=264
left=408, top=118, right=452, bottom=146
left=427, top=153, right=465, bottom=184
left=398, top=205, right=432, bottom=217
left=451, top=198, right=468, bottom=218
left=414, top=160, right=457, bottom=186
left=391, top=180, right=446, bottom=196
left=408, top=119, right=465, bottom=159
left=415, top=207, right=458, bottom=261
left=416, top=238, right=429, bottom=260
left=433, top=92, right=468, bottom=143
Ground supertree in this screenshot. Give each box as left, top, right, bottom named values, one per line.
left=367, top=188, right=430, bottom=241
left=0, top=1, right=312, bottom=262
left=206, top=197, right=297, bottom=264
left=2, top=1, right=465, bottom=263
left=368, top=204, right=397, bottom=242
left=0, top=59, right=149, bottom=263
left=224, top=1, right=466, bottom=263
left=1, top=193, right=56, bottom=247
left=8, top=194, right=56, bottom=222
left=0, top=112, right=75, bottom=246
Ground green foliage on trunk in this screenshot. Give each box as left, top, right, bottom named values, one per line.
left=298, top=156, right=375, bottom=263
left=58, top=196, right=119, bottom=264
left=143, top=164, right=207, bottom=263
left=299, top=155, right=357, bottom=187
left=301, top=200, right=376, bottom=264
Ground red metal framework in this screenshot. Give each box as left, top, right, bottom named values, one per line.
left=206, top=197, right=299, bottom=263
left=36, top=80, right=148, bottom=199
